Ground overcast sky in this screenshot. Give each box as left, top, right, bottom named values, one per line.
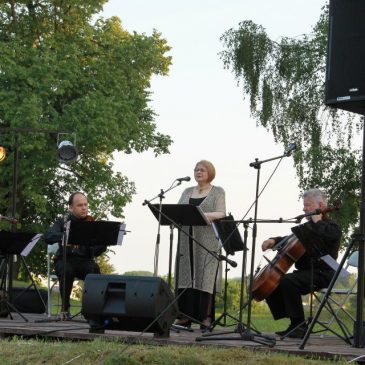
left=99, top=0, right=327, bottom=278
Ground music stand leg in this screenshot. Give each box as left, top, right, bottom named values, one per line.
left=0, top=256, right=28, bottom=322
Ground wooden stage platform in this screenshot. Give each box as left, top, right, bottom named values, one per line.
left=0, top=313, right=364, bottom=362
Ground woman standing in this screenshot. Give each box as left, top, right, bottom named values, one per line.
left=175, top=160, right=226, bottom=329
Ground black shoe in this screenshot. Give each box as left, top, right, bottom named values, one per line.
left=200, top=324, right=213, bottom=333
left=275, top=324, right=295, bottom=336
left=276, top=324, right=307, bottom=339
left=287, top=325, right=308, bottom=339
left=275, top=328, right=288, bottom=336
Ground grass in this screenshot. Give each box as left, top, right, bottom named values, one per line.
left=7, top=281, right=355, bottom=364
left=0, top=338, right=349, bottom=365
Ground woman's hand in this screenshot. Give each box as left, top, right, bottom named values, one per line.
left=204, top=211, right=225, bottom=223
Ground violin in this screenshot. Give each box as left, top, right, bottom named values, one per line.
left=252, top=203, right=340, bottom=302
left=84, top=215, right=95, bottom=222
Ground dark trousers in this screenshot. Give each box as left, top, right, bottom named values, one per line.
left=177, top=288, right=215, bottom=322
left=266, top=269, right=334, bottom=321
left=55, top=256, right=100, bottom=311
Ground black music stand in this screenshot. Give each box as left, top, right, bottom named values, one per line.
left=42, top=220, right=123, bottom=322
left=149, top=203, right=214, bottom=328
left=67, top=220, right=123, bottom=318
left=149, top=203, right=209, bottom=287
left=149, top=204, right=210, bottom=227
left=0, top=231, right=42, bottom=321
left=213, top=215, right=245, bottom=255
left=208, top=215, right=245, bottom=329
left=68, top=220, right=123, bottom=247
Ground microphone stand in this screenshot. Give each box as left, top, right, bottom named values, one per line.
left=143, top=180, right=185, bottom=279
left=240, top=151, right=291, bottom=345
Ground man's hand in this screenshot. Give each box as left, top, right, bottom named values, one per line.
left=262, top=238, right=275, bottom=251
left=311, top=213, right=322, bottom=223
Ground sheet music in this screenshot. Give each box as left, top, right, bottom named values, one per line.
left=321, top=254, right=350, bottom=278
left=117, top=223, right=127, bottom=246
left=21, top=233, right=42, bottom=257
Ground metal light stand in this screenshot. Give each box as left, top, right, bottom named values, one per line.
left=0, top=127, right=73, bottom=321
left=354, top=115, right=365, bottom=348
left=4, top=136, right=46, bottom=320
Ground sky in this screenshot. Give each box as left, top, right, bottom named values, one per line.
left=99, top=0, right=327, bottom=278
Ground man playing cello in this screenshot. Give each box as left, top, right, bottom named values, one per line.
left=261, top=188, right=341, bottom=338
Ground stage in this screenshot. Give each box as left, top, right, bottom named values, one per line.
left=0, top=313, right=363, bottom=362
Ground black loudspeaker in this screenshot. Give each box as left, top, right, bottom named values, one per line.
left=82, top=274, right=178, bottom=337
left=10, top=288, right=47, bottom=313
left=325, top=0, right=365, bottom=114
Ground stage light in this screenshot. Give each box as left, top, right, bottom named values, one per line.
left=0, top=146, right=6, bottom=161
left=57, top=140, right=78, bottom=164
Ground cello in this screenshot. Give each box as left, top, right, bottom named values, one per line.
left=251, top=204, right=340, bottom=301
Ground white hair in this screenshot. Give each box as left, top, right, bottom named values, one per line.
left=303, top=188, right=327, bottom=205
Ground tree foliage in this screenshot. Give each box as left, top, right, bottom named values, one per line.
left=0, top=0, right=172, bottom=275
left=220, top=5, right=362, bottom=237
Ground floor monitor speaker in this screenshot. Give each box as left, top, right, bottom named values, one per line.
left=82, top=274, right=177, bottom=337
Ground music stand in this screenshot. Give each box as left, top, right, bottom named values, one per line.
left=0, top=231, right=42, bottom=321
left=68, top=220, right=123, bottom=246
left=213, top=215, right=245, bottom=255
left=207, top=215, right=245, bottom=329
left=149, top=204, right=210, bottom=227
left=149, top=203, right=222, bottom=327
left=67, top=220, right=123, bottom=317
left=149, top=203, right=209, bottom=287
left=42, top=220, right=124, bottom=322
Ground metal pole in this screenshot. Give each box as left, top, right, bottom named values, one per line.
left=8, top=137, right=19, bottom=302
left=354, top=115, right=365, bottom=348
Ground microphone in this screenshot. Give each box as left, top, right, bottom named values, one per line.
left=176, top=176, right=191, bottom=182
left=218, top=254, right=237, bottom=268
left=284, top=142, right=297, bottom=156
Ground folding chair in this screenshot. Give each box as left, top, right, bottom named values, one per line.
left=314, top=250, right=358, bottom=338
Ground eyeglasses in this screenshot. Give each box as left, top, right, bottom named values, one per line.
left=194, top=168, right=207, bottom=173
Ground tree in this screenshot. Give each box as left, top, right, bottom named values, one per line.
left=220, top=5, right=362, bottom=237
left=0, top=1, right=172, bottom=276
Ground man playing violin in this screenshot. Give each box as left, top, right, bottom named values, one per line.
left=261, top=188, right=342, bottom=338
left=44, top=192, right=107, bottom=317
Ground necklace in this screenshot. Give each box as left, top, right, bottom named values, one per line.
left=198, top=185, right=211, bottom=194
